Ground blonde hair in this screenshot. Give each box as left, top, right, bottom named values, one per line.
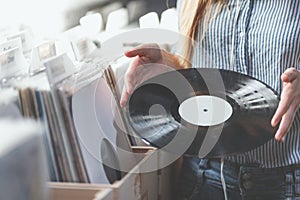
left=179, top=0, right=225, bottom=68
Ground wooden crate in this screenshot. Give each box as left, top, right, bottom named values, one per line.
left=49, top=147, right=176, bottom=200
left=48, top=183, right=113, bottom=200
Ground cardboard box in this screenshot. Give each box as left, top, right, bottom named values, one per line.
left=49, top=147, right=176, bottom=200
left=49, top=183, right=113, bottom=200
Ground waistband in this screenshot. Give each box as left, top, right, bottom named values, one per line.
left=203, top=158, right=300, bottom=172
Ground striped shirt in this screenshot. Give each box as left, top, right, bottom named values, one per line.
left=177, top=0, right=300, bottom=168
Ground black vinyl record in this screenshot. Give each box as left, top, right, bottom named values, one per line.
left=127, top=68, right=279, bottom=157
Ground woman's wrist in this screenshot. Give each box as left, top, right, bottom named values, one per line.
left=161, top=49, right=184, bottom=69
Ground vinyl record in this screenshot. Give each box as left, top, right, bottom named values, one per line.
left=127, top=68, right=279, bottom=157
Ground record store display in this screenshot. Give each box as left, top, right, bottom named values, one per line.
left=127, top=68, right=280, bottom=157
left=5, top=55, right=138, bottom=184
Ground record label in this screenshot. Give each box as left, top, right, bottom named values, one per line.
left=178, top=95, right=233, bottom=126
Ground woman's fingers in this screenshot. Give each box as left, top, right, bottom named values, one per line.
left=281, top=67, right=298, bottom=82
left=272, top=67, right=300, bottom=142
left=271, top=84, right=293, bottom=127
left=120, top=66, right=138, bottom=107
left=120, top=86, right=129, bottom=108
left=274, top=99, right=298, bottom=142
left=120, top=44, right=164, bottom=108
left=125, top=48, right=148, bottom=58
left=125, top=43, right=162, bottom=61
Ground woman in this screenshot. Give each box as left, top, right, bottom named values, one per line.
left=121, top=0, right=300, bottom=199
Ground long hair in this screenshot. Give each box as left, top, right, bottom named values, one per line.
left=179, top=0, right=224, bottom=68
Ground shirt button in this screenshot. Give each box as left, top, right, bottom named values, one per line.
left=239, top=32, right=245, bottom=38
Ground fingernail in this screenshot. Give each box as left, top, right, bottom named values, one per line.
left=271, top=118, right=277, bottom=127
left=275, top=133, right=281, bottom=141
left=271, top=117, right=275, bottom=125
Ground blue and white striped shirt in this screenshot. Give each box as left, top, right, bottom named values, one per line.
left=178, top=0, right=300, bottom=168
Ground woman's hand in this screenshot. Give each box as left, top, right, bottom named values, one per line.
left=271, top=67, right=300, bottom=142
left=120, top=43, right=181, bottom=107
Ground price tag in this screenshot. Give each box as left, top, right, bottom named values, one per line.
left=44, top=53, right=76, bottom=85
left=30, top=41, right=56, bottom=74
left=38, top=41, right=56, bottom=60
left=71, top=37, right=96, bottom=61
left=0, top=38, right=23, bottom=54
left=0, top=47, right=28, bottom=80
left=7, top=30, right=33, bottom=53
left=0, top=48, right=16, bottom=72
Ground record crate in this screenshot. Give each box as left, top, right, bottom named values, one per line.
left=48, top=146, right=178, bottom=200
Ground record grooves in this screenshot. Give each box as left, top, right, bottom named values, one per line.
left=127, top=68, right=279, bottom=157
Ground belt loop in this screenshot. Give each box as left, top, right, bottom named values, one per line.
left=199, top=158, right=209, bottom=168
left=294, top=169, right=300, bottom=195
left=285, top=171, right=294, bottom=197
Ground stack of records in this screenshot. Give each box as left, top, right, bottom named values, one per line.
left=11, top=55, right=137, bottom=184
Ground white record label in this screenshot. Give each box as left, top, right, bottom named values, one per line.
left=178, top=95, right=233, bottom=126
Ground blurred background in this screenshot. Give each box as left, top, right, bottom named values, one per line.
left=0, top=0, right=177, bottom=38
left=0, top=1, right=180, bottom=199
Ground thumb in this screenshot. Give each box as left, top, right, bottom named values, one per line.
left=120, top=86, right=130, bottom=108
left=125, top=48, right=149, bottom=58
left=281, top=68, right=298, bottom=83
left=124, top=43, right=161, bottom=59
